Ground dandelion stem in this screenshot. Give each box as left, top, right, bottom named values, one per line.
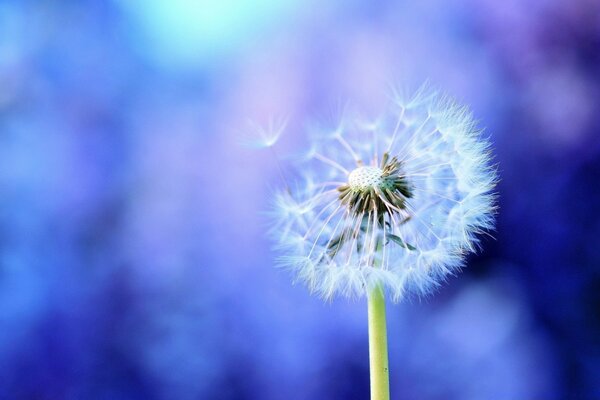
left=368, top=284, right=390, bottom=400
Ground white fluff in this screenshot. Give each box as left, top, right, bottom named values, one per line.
left=269, top=86, right=497, bottom=301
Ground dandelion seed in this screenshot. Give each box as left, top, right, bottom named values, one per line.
left=269, top=86, right=497, bottom=301
left=241, top=116, right=288, bottom=149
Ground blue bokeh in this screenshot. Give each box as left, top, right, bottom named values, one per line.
left=1, top=0, right=599, bottom=399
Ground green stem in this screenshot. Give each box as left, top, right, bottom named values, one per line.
left=368, top=285, right=390, bottom=400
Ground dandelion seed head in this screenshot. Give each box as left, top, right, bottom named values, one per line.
left=267, top=85, right=497, bottom=301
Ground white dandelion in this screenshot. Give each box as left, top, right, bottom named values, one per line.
left=270, top=86, right=497, bottom=301
left=262, top=85, right=497, bottom=400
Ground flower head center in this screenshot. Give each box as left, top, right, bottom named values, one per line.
left=337, top=153, right=413, bottom=217
left=348, top=166, right=384, bottom=191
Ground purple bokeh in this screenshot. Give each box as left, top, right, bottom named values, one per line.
left=1, top=0, right=599, bottom=399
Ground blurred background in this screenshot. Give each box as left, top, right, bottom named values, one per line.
left=1, top=0, right=599, bottom=399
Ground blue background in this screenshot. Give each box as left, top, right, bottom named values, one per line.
left=1, top=1, right=599, bottom=399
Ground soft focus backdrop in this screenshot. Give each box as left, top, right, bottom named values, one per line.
left=1, top=1, right=599, bottom=399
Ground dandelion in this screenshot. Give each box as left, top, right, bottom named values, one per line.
left=265, top=85, right=497, bottom=400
